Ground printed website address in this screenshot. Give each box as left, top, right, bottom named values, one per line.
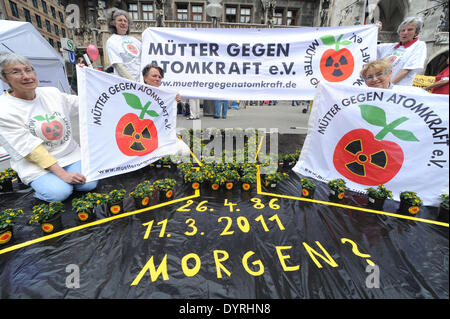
left=97, top=157, right=159, bottom=175
left=161, top=80, right=297, bottom=90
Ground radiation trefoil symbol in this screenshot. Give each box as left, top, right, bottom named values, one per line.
left=115, top=93, right=159, bottom=156
left=333, top=105, right=419, bottom=186
left=320, top=34, right=355, bottom=82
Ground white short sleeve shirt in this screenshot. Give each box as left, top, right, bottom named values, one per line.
left=377, top=39, right=427, bottom=86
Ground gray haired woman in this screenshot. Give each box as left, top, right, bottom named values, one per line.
left=376, top=17, right=427, bottom=86
left=105, top=9, right=142, bottom=81
left=0, top=52, right=98, bottom=202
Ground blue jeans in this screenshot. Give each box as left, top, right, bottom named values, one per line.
left=215, top=100, right=228, bottom=118
left=30, top=160, right=98, bottom=202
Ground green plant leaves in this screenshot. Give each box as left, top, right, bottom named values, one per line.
left=360, top=104, right=387, bottom=127
left=122, top=93, right=159, bottom=119
left=359, top=104, right=419, bottom=142
left=123, top=92, right=142, bottom=110
left=390, top=129, right=420, bottom=142
left=320, top=34, right=352, bottom=51
left=146, top=110, right=159, bottom=117
left=320, top=35, right=336, bottom=46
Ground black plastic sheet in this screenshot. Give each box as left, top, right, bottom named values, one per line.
left=0, top=166, right=448, bottom=299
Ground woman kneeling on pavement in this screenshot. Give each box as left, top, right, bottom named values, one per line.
left=0, top=52, right=98, bottom=202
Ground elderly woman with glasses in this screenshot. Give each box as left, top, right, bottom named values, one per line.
left=361, top=59, right=393, bottom=89
left=376, top=17, right=427, bottom=86
left=106, top=9, right=141, bottom=82
left=0, top=52, right=98, bottom=202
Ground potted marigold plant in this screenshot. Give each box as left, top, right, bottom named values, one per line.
left=154, top=178, right=176, bottom=201
left=264, top=172, right=289, bottom=189
left=399, top=191, right=423, bottom=215
left=72, top=192, right=105, bottom=222
left=300, top=178, right=316, bottom=199
left=438, top=194, right=448, bottom=222
left=184, top=170, right=204, bottom=190
left=283, top=153, right=298, bottom=169
left=130, top=181, right=157, bottom=209
left=103, top=189, right=127, bottom=216
left=328, top=178, right=348, bottom=201
left=0, top=169, right=15, bottom=193
left=365, top=184, right=392, bottom=211
left=240, top=173, right=257, bottom=191
left=222, top=169, right=240, bottom=190
left=0, top=208, right=24, bottom=246
left=29, top=201, right=65, bottom=234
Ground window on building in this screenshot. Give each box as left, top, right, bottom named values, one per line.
left=24, top=8, right=32, bottom=22
left=177, top=3, right=188, bottom=21
left=57, top=41, right=61, bottom=50
left=35, top=14, right=42, bottom=28
left=45, top=19, right=51, bottom=32
left=61, top=28, right=66, bottom=38
left=32, top=0, right=38, bottom=8
left=273, top=9, right=283, bottom=25
left=142, top=4, right=154, bottom=20
left=48, top=38, right=54, bottom=47
left=129, top=4, right=138, bottom=20
left=42, top=1, right=48, bottom=14
left=9, top=1, right=19, bottom=18
left=54, top=24, right=59, bottom=36
left=192, top=4, right=203, bottom=21
left=58, top=11, right=64, bottom=23
left=51, top=6, right=56, bottom=19
left=240, top=7, right=251, bottom=23
left=287, top=10, right=297, bottom=26
left=225, top=6, right=237, bottom=23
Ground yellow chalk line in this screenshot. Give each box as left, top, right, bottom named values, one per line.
left=255, top=165, right=449, bottom=228
left=0, top=190, right=200, bottom=255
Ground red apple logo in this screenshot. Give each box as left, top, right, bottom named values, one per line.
left=33, top=114, right=63, bottom=141
left=124, top=41, right=139, bottom=56
left=333, top=105, right=419, bottom=186
left=115, top=93, right=159, bottom=157
left=320, top=34, right=354, bottom=82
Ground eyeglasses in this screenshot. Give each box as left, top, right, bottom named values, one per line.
left=364, top=70, right=389, bottom=81
left=3, top=67, right=35, bottom=78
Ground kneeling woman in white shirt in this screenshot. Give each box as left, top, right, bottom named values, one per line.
left=0, top=52, right=98, bottom=202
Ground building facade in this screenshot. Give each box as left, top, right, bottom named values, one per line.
left=0, top=0, right=68, bottom=52
left=2, top=1, right=447, bottom=77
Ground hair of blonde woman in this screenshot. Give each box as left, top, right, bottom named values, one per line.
left=360, top=59, right=392, bottom=79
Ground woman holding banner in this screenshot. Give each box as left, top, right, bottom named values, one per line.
left=0, top=52, right=98, bottom=202
left=361, top=59, right=430, bottom=95
left=142, top=63, right=191, bottom=156
left=377, top=17, right=427, bottom=86
left=106, top=9, right=141, bottom=82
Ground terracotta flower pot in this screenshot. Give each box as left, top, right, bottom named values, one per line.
left=40, top=213, right=63, bottom=234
